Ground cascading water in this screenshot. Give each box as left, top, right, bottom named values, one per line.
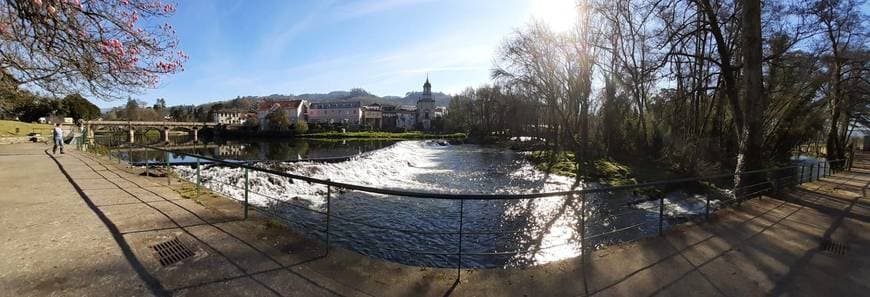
left=174, top=140, right=726, bottom=268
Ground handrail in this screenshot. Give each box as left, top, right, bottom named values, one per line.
left=129, top=143, right=842, bottom=200
left=86, top=141, right=849, bottom=275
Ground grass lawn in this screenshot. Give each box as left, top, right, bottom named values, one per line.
left=300, top=131, right=467, bottom=140
left=0, top=120, right=53, bottom=137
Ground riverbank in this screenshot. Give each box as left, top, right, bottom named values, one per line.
left=0, top=119, right=52, bottom=137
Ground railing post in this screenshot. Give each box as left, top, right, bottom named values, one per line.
left=165, top=151, right=171, bottom=185
left=705, top=193, right=711, bottom=220
left=145, top=148, right=150, bottom=177
left=799, top=164, right=804, bottom=185
left=658, top=193, right=664, bottom=235
left=579, top=192, right=588, bottom=276
left=325, top=184, right=331, bottom=256
left=457, top=199, right=464, bottom=282
left=195, top=156, right=201, bottom=198
left=128, top=146, right=132, bottom=168
left=244, top=167, right=249, bottom=220
left=849, top=149, right=855, bottom=171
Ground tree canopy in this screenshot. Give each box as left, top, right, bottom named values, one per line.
left=0, top=0, right=187, bottom=99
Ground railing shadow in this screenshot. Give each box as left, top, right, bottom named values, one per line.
left=62, top=151, right=359, bottom=297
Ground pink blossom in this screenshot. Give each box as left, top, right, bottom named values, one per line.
left=33, top=0, right=42, bottom=7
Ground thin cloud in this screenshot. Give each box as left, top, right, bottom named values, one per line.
left=257, top=1, right=337, bottom=60
left=335, top=0, right=436, bottom=19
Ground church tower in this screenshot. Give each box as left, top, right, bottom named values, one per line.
left=422, top=77, right=432, bottom=100
left=416, top=75, right=436, bottom=130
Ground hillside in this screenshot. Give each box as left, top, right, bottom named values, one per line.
left=189, top=88, right=452, bottom=111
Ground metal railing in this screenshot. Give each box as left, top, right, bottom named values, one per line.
left=80, top=141, right=850, bottom=279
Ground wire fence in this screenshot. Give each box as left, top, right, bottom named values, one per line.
left=78, top=138, right=851, bottom=278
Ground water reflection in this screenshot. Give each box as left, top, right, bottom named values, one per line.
left=95, top=133, right=397, bottom=164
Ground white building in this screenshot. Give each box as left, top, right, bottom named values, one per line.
left=212, top=110, right=247, bottom=125
left=308, top=101, right=363, bottom=125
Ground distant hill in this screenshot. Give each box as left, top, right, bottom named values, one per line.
left=187, top=88, right=452, bottom=111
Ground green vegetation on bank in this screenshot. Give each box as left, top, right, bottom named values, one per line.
left=0, top=120, right=52, bottom=137
left=300, top=131, right=466, bottom=140
left=528, top=150, right=675, bottom=186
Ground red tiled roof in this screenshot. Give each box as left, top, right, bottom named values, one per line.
left=258, top=100, right=303, bottom=112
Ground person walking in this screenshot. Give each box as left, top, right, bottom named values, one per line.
left=52, top=123, right=64, bottom=154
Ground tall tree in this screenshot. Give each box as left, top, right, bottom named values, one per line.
left=124, top=97, right=139, bottom=121
left=736, top=0, right=767, bottom=189
left=61, top=93, right=99, bottom=121
left=811, top=0, right=868, bottom=161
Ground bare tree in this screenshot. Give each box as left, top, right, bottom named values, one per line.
left=810, top=0, right=868, bottom=161
left=494, top=2, right=599, bottom=175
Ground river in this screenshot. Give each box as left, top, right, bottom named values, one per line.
left=123, top=139, right=731, bottom=268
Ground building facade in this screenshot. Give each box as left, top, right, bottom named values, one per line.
left=396, top=106, right=417, bottom=130
left=380, top=105, right=398, bottom=130
left=213, top=110, right=252, bottom=125
left=308, top=101, right=363, bottom=125
left=257, top=100, right=309, bottom=130
left=362, top=104, right=383, bottom=129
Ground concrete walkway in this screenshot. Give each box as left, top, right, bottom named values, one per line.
left=0, top=142, right=868, bottom=297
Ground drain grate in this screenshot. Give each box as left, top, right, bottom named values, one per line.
left=150, top=237, right=195, bottom=266
left=819, top=239, right=849, bottom=255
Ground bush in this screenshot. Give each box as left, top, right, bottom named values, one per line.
left=293, top=120, right=308, bottom=134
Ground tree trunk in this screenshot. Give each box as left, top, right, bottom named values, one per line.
left=734, top=0, right=766, bottom=193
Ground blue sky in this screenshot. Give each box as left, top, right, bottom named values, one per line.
left=111, top=0, right=580, bottom=108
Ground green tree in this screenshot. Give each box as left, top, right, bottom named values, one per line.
left=244, top=117, right=259, bottom=130
left=293, top=119, right=308, bottom=134
left=124, top=98, right=139, bottom=121
left=61, top=94, right=100, bottom=122
left=266, top=109, right=290, bottom=131
left=14, top=97, right=54, bottom=122
left=153, top=98, right=167, bottom=118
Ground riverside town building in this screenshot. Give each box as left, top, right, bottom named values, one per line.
left=247, top=77, right=446, bottom=131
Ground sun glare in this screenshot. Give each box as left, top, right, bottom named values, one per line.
left=529, top=0, right=579, bottom=32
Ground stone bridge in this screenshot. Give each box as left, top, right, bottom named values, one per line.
left=83, top=121, right=220, bottom=143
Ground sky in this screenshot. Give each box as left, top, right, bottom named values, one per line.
left=103, top=0, right=581, bottom=108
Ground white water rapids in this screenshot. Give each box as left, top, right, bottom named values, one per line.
left=172, top=140, right=728, bottom=267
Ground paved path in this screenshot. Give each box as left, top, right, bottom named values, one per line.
left=0, top=142, right=868, bottom=296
